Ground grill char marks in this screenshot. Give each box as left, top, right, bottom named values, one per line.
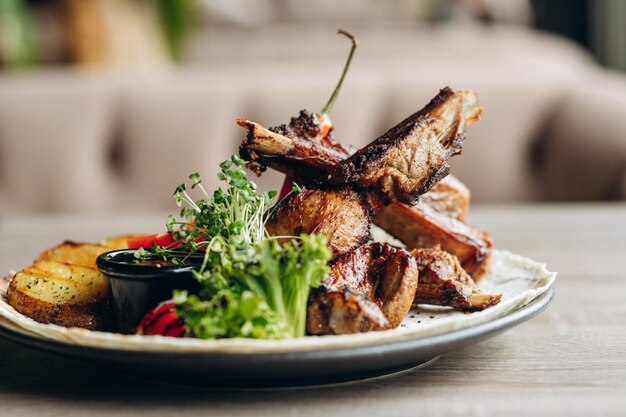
left=271, top=109, right=352, bottom=156
left=265, top=188, right=371, bottom=258
left=319, top=87, right=482, bottom=205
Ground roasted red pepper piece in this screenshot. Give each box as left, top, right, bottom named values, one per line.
left=128, top=233, right=206, bottom=251
left=127, top=233, right=176, bottom=249
left=136, top=301, right=186, bottom=337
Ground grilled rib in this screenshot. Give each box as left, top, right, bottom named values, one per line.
left=319, top=87, right=482, bottom=205
left=326, top=243, right=419, bottom=328
left=374, top=202, right=492, bottom=278
left=238, top=87, right=481, bottom=206
left=412, top=246, right=500, bottom=310
left=306, top=243, right=419, bottom=334
left=265, top=188, right=370, bottom=258
left=421, top=175, right=470, bottom=222
left=307, top=288, right=388, bottom=335
left=237, top=116, right=348, bottom=178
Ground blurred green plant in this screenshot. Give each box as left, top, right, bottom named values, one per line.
left=0, top=0, right=39, bottom=69
left=156, top=0, right=196, bottom=62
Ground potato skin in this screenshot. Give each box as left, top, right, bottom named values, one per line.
left=7, top=283, right=110, bottom=330
left=100, top=234, right=140, bottom=249
left=7, top=260, right=112, bottom=331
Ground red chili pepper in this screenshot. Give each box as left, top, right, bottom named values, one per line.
left=279, top=31, right=357, bottom=203
left=317, top=113, right=333, bottom=138
left=136, top=301, right=186, bottom=337
left=317, top=29, right=357, bottom=136
left=279, top=176, right=295, bottom=200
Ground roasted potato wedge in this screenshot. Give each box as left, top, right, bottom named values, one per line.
left=100, top=234, right=139, bottom=249
left=37, top=241, right=110, bottom=268
left=7, top=260, right=111, bottom=330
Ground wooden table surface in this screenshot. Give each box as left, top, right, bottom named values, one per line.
left=1, top=204, right=625, bottom=417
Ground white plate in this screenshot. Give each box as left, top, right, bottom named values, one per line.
left=0, top=249, right=555, bottom=386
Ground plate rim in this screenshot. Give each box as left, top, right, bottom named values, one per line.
left=0, top=286, right=554, bottom=361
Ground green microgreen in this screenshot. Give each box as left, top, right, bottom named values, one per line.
left=138, top=155, right=329, bottom=339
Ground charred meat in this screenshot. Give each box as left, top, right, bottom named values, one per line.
left=326, top=243, right=419, bottom=328
left=374, top=202, right=492, bottom=278
left=265, top=188, right=370, bottom=258
left=270, top=109, right=351, bottom=155
left=306, top=288, right=388, bottom=335
left=306, top=243, right=419, bottom=334
left=412, top=247, right=501, bottom=310
left=319, top=87, right=482, bottom=205
left=237, top=116, right=349, bottom=179
left=421, top=174, right=470, bottom=221
left=238, top=87, right=482, bottom=206
left=239, top=86, right=500, bottom=335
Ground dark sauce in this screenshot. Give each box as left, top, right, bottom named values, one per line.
left=133, top=259, right=180, bottom=268
left=108, top=250, right=200, bottom=268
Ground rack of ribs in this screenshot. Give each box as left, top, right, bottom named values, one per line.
left=239, top=87, right=500, bottom=335
left=238, top=87, right=492, bottom=279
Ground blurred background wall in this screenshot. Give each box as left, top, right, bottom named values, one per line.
left=0, top=0, right=625, bottom=214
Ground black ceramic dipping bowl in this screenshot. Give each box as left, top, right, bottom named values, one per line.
left=96, top=250, right=201, bottom=334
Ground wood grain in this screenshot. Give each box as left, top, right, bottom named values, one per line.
left=0, top=204, right=625, bottom=417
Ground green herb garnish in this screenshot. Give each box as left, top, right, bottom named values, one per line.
left=148, top=155, right=276, bottom=270
left=144, top=155, right=331, bottom=339
left=174, top=234, right=331, bottom=339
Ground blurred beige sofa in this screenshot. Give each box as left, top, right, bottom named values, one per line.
left=1, top=25, right=625, bottom=214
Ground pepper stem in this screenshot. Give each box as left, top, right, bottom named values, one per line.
left=321, top=29, right=359, bottom=116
